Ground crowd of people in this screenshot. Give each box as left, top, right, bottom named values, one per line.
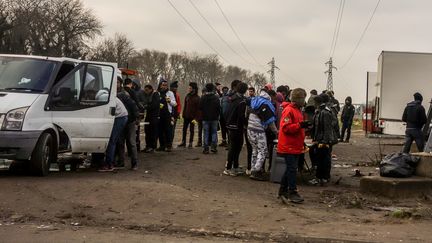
left=100, top=75, right=358, bottom=205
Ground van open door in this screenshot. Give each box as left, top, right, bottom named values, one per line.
left=46, top=62, right=117, bottom=152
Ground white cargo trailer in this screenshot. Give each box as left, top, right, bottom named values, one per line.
left=377, top=51, right=432, bottom=135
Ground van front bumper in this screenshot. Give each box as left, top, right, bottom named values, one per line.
left=0, top=131, right=41, bottom=160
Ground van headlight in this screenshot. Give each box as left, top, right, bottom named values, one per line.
left=2, top=107, right=29, bottom=131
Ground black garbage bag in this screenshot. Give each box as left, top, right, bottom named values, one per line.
left=379, top=152, right=420, bottom=178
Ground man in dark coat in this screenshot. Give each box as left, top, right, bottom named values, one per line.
left=340, top=96, right=355, bottom=142
left=224, top=82, right=248, bottom=176
left=402, top=92, right=427, bottom=153
left=199, top=83, right=221, bottom=154
left=143, top=84, right=160, bottom=153
left=179, top=82, right=200, bottom=148
left=157, top=79, right=177, bottom=152
left=311, top=93, right=339, bottom=185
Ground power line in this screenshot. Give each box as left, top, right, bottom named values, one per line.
left=277, top=68, right=313, bottom=90
left=332, top=0, right=345, bottom=57
left=329, top=0, right=346, bottom=58
left=329, top=0, right=342, bottom=57
left=213, top=0, right=263, bottom=68
left=188, top=0, right=254, bottom=66
left=339, top=0, right=381, bottom=69
left=166, top=0, right=230, bottom=64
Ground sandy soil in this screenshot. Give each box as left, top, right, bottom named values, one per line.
left=0, top=129, right=431, bottom=242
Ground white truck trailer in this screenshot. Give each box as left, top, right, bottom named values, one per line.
left=377, top=51, right=432, bottom=135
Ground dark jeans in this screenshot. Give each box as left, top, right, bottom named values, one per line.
left=297, top=153, right=305, bottom=172
left=227, top=129, right=244, bottom=169
left=181, top=118, right=195, bottom=144
left=203, top=120, right=218, bottom=149
left=116, top=122, right=139, bottom=167
left=309, top=144, right=318, bottom=167
left=105, top=116, right=128, bottom=167
left=197, top=120, right=203, bottom=145
left=280, top=154, right=300, bottom=192
left=145, top=117, right=158, bottom=149
left=316, top=145, right=332, bottom=180
left=340, top=120, right=352, bottom=141
left=220, top=116, right=227, bottom=142
left=158, top=116, right=173, bottom=149
left=403, top=128, right=425, bottom=153
left=245, top=130, right=252, bottom=170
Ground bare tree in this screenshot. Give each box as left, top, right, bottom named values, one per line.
left=91, top=33, right=135, bottom=67
left=1, top=0, right=101, bottom=57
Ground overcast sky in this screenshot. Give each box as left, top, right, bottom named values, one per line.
left=83, top=0, right=432, bottom=103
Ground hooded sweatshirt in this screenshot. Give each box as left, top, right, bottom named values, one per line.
left=341, top=96, right=355, bottom=123
left=225, top=92, right=247, bottom=130
left=199, top=91, right=221, bottom=121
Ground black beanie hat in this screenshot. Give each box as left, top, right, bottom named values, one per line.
left=170, top=81, right=179, bottom=88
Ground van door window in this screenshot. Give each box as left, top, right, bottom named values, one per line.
left=54, top=62, right=75, bottom=84
left=81, top=64, right=112, bottom=103
left=48, top=64, right=114, bottom=111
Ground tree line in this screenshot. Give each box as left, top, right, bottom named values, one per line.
left=0, top=0, right=268, bottom=90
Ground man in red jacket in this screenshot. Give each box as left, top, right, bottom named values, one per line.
left=277, top=88, right=309, bottom=204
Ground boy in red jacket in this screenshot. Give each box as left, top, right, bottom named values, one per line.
left=277, top=88, right=309, bottom=204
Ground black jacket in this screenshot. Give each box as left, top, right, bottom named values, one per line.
left=341, top=104, right=355, bottom=123
left=402, top=101, right=427, bottom=129
left=225, top=93, right=246, bottom=130
left=199, top=92, right=221, bottom=121
left=124, top=87, right=144, bottom=111
left=311, top=105, right=339, bottom=144
left=144, top=91, right=160, bottom=119
left=117, top=91, right=139, bottom=124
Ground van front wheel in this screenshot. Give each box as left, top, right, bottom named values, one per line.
left=30, top=133, right=56, bottom=176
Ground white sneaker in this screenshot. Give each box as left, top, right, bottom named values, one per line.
left=308, top=178, right=319, bottom=185
left=246, top=169, right=251, bottom=176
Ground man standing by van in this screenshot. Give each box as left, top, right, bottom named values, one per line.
left=116, top=79, right=140, bottom=170
left=100, top=77, right=129, bottom=172
left=402, top=92, right=427, bottom=153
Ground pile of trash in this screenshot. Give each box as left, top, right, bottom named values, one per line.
left=379, top=152, right=420, bottom=178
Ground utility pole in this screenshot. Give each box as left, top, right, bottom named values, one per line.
left=267, top=57, right=279, bottom=87
left=325, top=57, right=337, bottom=91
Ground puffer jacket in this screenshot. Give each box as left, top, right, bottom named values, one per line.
left=277, top=102, right=305, bottom=155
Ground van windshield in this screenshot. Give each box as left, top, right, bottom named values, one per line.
left=0, top=56, right=57, bottom=93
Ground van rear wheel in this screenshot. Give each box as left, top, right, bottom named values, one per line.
left=30, top=133, right=56, bottom=176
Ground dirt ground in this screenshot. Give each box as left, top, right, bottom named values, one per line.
left=0, top=128, right=431, bottom=243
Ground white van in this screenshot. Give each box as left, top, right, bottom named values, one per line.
left=0, top=54, right=118, bottom=176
